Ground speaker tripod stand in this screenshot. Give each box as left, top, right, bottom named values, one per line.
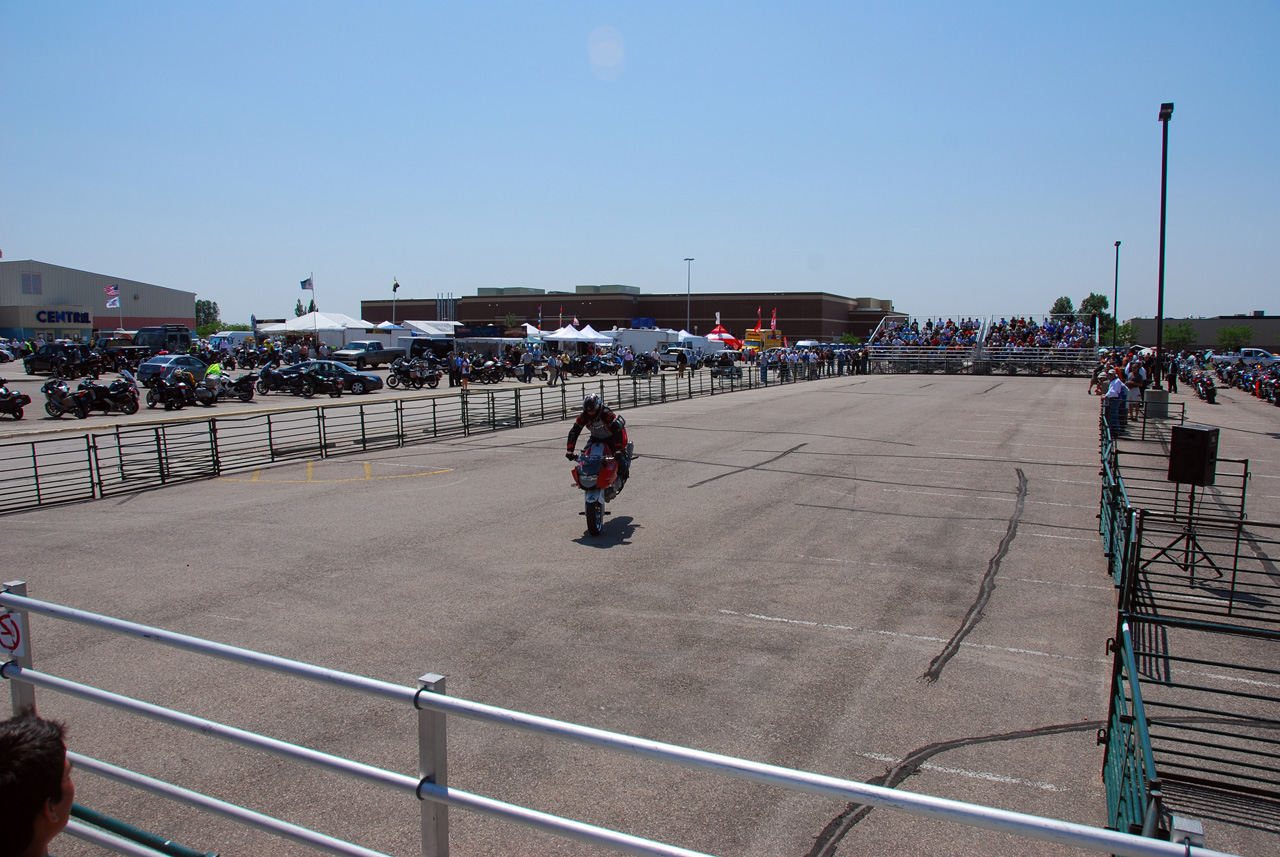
left=1140, top=482, right=1223, bottom=585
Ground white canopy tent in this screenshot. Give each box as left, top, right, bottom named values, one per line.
left=257, top=312, right=377, bottom=348
left=403, top=320, right=463, bottom=338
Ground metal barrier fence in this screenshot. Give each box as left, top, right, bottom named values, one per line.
left=0, top=366, right=832, bottom=516
left=1096, top=403, right=1279, bottom=841
left=0, top=583, right=1237, bottom=857
left=867, top=345, right=1095, bottom=375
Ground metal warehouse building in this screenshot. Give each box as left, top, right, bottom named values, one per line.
left=0, top=260, right=196, bottom=341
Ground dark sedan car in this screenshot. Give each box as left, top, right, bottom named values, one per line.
left=136, top=354, right=209, bottom=385
left=279, top=360, right=382, bottom=394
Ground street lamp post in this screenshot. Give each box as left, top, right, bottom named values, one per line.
left=1154, top=102, right=1173, bottom=388
left=1112, top=241, right=1121, bottom=350
left=684, top=258, right=694, bottom=332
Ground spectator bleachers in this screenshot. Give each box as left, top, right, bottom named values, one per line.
left=867, top=314, right=1096, bottom=375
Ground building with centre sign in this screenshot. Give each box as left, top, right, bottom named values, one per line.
left=0, top=260, right=196, bottom=341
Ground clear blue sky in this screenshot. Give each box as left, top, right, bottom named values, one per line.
left=3, top=2, right=1276, bottom=328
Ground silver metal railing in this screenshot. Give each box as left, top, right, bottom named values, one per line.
left=0, top=584, right=1240, bottom=857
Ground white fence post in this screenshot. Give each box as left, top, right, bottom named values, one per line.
left=2, top=581, right=35, bottom=714
left=417, top=673, right=448, bottom=857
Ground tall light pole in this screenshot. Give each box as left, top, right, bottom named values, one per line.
left=684, top=258, right=694, bottom=332
left=1112, top=241, right=1121, bottom=350
left=1154, top=102, right=1173, bottom=388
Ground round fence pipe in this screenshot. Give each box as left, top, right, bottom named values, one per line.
left=0, top=592, right=416, bottom=703
left=71, top=802, right=213, bottom=857
left=65, top=819, right=184, bottom=857
left=408, top=692, right=1236, bottom=857
left=4, top=664, right=419, bottom=794
left=71, top=753, right=393, bottom=857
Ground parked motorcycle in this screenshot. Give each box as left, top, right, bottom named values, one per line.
left=571, top=437, right=634, bottom=536
left=41, top=378, right=92, bottom=419
left=296, top=366, right=343, bottom=398
left=215, top=372, right=258, bottom=402
left=1193, top=372, right=1217, bottom=404
left=77, top=375, right=140, bottom=415
left=0, top=378, right=32, bottom=419
left=144, top=376, right=187, bottom=410
left=172, top=370, right=217, bottom=407
left=256, top=364, right=306, bottom=396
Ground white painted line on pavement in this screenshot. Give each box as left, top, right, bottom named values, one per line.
left=718, top=609, right=1108, bottom=665
left=855, top=752, right=1064, bottom=792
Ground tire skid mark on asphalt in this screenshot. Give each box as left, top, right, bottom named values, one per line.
left=805, top=720, right=1105, bottom=857
left=922, top=467, right=1028, bottom=683
left=717, top=609, right=1106, bottom=665
left=686, top=443, right=807, bottom=488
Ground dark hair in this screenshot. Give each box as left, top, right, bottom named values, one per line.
left=0, top=709, right=67, bottom=857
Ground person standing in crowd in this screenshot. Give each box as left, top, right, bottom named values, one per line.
left=1104, top=369, right=1128, bottom=433
left=521, top=348, right=534, bottom=383
left=460, top=354, right=471, bottom=391
left=547, top=351, right=559, bottom=386
left=1, top=709, right=76, bottom=857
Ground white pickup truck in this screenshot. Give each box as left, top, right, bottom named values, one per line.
left=1209, top=348, right=1275, bottom=368
left=331, top=341, right=406, bottom=370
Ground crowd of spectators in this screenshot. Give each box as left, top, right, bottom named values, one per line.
left=869, top=317, right=982, bottom=348
left=984, top=316, right=1094, bottom=349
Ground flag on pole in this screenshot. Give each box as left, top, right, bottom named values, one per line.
left=301, top=277, right=314, bottom=290
left=392, top=278, right=400, bottom=293
left=538, top=305, right=542, bottom=330
left=770, top=308, right=777, bottom=331
left=559, top=306, right=563, bottom=326
left=106, top=297, right=120, bottom=309
left=104, top=284, right=120, bottom=296
left=573, top=316, right=579, bottom=327
left=755, top=307, right=762, bottom=331
left=715, top=311, right=721, bottom=325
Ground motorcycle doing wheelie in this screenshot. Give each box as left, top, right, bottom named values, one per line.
left=41, top=379, right=93, bottom=419
left=571, top=437, right=634, bottom=536
left=0, top=378, right=32, bottom=420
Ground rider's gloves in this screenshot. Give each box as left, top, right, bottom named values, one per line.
left=566, top=452, right=576, bottom=460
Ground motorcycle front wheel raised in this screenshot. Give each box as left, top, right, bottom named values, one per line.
left=585, top=500, right=604, bottom=536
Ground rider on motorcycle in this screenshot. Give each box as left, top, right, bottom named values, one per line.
left=566, top=394, right=629, bottom=481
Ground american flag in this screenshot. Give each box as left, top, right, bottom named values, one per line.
left=104, top=284, right=120, bottom=296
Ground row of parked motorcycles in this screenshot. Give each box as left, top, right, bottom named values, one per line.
left=143, top=371, right=261, bottom=410
left=386, top=357, right=443, bottom=389
left=40, top=374, right=141, bottom=419
left=1214, top=363, right=1280, bottom=407
left=254, top=365, right=344, bottom=399
left=1178, top=365, right=1218, bottom=404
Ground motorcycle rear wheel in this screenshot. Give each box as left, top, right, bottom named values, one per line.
left=75, top=406, right=88, bottom=419
left=586, top=500, right=604, bottom=536
left=122, top=397, right=139, bottom=415
left=11, top=407, right=21, bottom=420
left=239, top=390, right=254, bottom=402
left=426, top=376, right=439, bottom=388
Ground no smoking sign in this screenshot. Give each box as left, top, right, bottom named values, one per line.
left=0, top=611, right=26, bottom=657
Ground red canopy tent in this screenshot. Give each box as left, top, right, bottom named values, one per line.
left=705, top=324, right=742, bottom=349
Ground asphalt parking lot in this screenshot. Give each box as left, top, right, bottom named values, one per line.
left=4, top=372, right=1277, bottom=856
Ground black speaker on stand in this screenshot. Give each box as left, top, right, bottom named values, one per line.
left=1156, top=425, right=1222, bottom=583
